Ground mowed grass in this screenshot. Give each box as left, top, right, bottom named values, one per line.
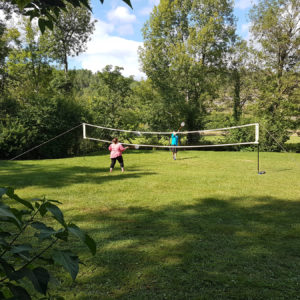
left=1, top=150, right=300, bottom=299
left=286, top=135, right=300, bottom=144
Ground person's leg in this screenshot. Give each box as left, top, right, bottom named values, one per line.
left=117, top=156, right=124, bottom=172
left=110, top=158, right=116, bottom=172
left=172, top=148, right=177, bottom=160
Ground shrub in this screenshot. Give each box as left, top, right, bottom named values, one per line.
left=0, top=187, right=96, bottom=299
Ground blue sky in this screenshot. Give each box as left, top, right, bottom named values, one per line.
left=69, top=0, right=257, bottom=79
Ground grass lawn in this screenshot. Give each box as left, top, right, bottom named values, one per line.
left=286, top=135, right=300, bottom=144
left=1, top=150, right=300, bottom=299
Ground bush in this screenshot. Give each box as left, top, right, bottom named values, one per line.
left=0, top=187, right=96, bottom=299
left=285, top=143, right=300, bottom=153
left=258, top=119, right=289, bottom=152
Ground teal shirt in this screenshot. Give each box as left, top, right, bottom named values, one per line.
left=171, top=133, right=179, bottom=146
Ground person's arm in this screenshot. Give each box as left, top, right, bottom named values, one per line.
left=120, top=144, right=128, bottom=152
left=108, top=145, right=112, bottom=151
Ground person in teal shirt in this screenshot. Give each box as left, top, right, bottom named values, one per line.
left=171, top=131, right=179, bottom=160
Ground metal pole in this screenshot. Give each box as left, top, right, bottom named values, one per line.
left=257, top=143, right=260, bottom=174
left=83, top=123, right=86, bottom=139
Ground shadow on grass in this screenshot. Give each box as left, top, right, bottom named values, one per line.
left=175, top=156, right=198, bottom=161
left=0, top=161, right=156, bottom=189
left=60, top=196, right=300, bottom=299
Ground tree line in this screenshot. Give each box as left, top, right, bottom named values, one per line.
left=0, top=0, right=299, bottom=159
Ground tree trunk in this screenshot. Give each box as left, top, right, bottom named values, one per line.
left=233, top=68, right=241, bottom=122
left=64, top=52, right=68, bottom=74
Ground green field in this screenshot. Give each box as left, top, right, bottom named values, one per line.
left=286, top=135, right=300, bottom=144
left=1, top=150, right=300, bottom=299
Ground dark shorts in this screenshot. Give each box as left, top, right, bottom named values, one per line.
left=110, top=156, right=124, bottom=168
left=171, top=146, right=177, bottom=153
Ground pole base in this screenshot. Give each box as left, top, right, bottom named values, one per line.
left=258, top=171, right=266, bottom=175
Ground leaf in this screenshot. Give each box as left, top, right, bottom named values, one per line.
left=38, top=18, right=46, bottom=34
left=53, top=7, right=61, bottom=18
left=48, top=199, right=62, bottom=204
left=52, top=250, right=79, bottom=280
left=31, top=267, right=50, bottom=295
left=31, top=221, right=57, bottom=240
left=39, top=202, right=47, bottom=217
left=0, top=238, right=8, bottom=247
left=79, top=0, right=91, bottom=10
left=11, top=244, right=32, bottom=254
left=0, top=258, right=15, bottom=280
left=54, top=228, right=69, bottom=241
left=68, top=224, right=96, bottom=255
left=0, top=203, right=21, bottom=229
left=13, top=266, right=50, bottom=295
left=7, top=282, right=31, bottom=300
left=0, top=232, right=11, bottom=247
left=45, top=203, right=66, bottom=227
left=14, top=0, right=32, bottom=10
left=6, top=187, right=34, bottom=210
left=0, top=232, right=11, bottom=238
left=44, top=19, right=54, bottom=31
left=0, top=188, right=7, bottom=198
left=122, top=0, right=132, bottom=9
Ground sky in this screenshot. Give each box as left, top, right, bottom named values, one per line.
left=68, top=0, right=258, bottom=79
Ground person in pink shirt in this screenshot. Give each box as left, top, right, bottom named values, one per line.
left=108, top=137, right=128, bottom=173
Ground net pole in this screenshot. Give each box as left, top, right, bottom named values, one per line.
left=257, top=143, right=260, bottom=174
left=83, top=123, right=86, bottom=139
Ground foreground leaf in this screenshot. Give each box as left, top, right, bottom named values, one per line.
left=6, top=187, right=34, bottom=210
left=68, top=224, right=96, bottom=255
left=45, top=203, right=66, bottom=227
left=7, top=282, right=31, bottom=299
left=52, top=250, right=79, bottom=280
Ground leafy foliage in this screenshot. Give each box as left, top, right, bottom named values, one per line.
left=8, top=0, right=132, bottom=33
left=139, top=0, right=237, bottom=139
left=41, top=2, right=95, bottom=73
left=0, top=0, right=298, bottom=155
left=0, top=187, right=96, bottom=299
left=248, top=0, right=300, bottom=150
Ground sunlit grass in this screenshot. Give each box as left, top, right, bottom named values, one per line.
left=286, top=135, right=300, bottom=144
left=1, top=150, right=300, bottom=299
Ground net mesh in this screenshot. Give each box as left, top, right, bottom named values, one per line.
left=83, top=123, right=259, bottom=149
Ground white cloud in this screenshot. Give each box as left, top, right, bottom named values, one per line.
left=241, top=22, right=251, bottom=33
left=235, top=0, right=258, bottom=10
left=107, top=6, right=136, bottom=23
left=70, top=19, right=145, bottom=80
left=139, top=7, right=153, bottom=16
left=106, top=6, right=136, bottom=37
left=240, top=22, right=252, bottom=41
left=139, top=0, right=160, bottom=16
left=116, top=23, right=134, bottom=35
left=93, top=19, right=115, bottom=35
left=149, top=0, right=160, bottom=5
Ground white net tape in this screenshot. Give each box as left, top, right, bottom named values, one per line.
left=83, top=123, right=259, bottom=149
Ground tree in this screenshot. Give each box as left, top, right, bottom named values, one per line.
left=89, top=65, right=135, bottom=131
left=0, top=19, right=86, bottom=160
left=8, top=0, right=132, bottom=32
left=249, top=0, right=300, bottom=150
left=139, top=0, right=237, bottom=141
left=226, top=39, right=255, bottom=123
left=41, top=3, right=95, bottom=73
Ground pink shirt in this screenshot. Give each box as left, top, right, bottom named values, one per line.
left=108, top=143, right=125, bottom=158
